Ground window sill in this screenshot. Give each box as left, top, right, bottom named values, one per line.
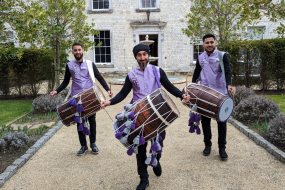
left=95, top=64, right=114, bottom=68
left=88, top=9, right=113, bottom=14
left=135, top=8, right=161, bottom=12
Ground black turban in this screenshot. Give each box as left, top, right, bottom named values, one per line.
left=133, top=43, right=150, bottom=58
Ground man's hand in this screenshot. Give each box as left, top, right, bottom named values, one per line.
left=182, top=94, right=190, bottom=103
left=107, top=91, right=113, bottom=98
left=228, top=85, right=236, bottom=96
left=100, top=100, right=111, bottom=109
left=50, top=91, right=57, bottom=98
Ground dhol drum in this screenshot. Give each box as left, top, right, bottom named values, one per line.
left=182, top=83, right=234, bottom=122
left=113, top=88, right=180, bottom=149
left=57, top=85, right=105, bottom=126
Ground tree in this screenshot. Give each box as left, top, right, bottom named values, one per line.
left=182, top=0, right=270, bottom=50
left=13, top=0, right=98, bottom=89
left=0, top=0, right=23, bottom=58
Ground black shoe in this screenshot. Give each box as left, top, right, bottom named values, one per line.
left=219, top=148, right=228, bottom=161
left=77, top=146, right=88, bottom=156
left=153, top=162, right=162, bottom=177
left=136, top=179, right=149, bottom=190
left=203, top=146, right=211, bottom=156
left=90, top=143, right=99, bottom=154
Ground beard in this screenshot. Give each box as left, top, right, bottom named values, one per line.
left=138, top=59, right=148, bottom=68
left=74, top=53, right=83, bottom=61
left=205, top=47, right=215, bottom=54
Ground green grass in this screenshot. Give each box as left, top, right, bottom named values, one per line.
left=267, top=95, right=285, bottom=113
left=0, top=101, right=32, bottom=125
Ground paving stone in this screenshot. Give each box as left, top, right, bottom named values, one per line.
left=12, top=158, right=25, bottom=169
left=38, top=136, right=49, bottom=143
left=266, top=143, right=278, bottom=154
left=248, top=131, right=258, bottom=141
left=5, top=165, right=18, bottom=175
left=53, top=125, right=60, bottom=131
left=36, top=139, right=45, bottom=146
left=57, top=121, right=63, bottom=127
left=44, top=131, right=54, bottom=138
left=272, top=149, right=284, bottom=160
left=26, top=148, right=36, bottom=155
left=0, top=172, right=11, bottom=183
left=48, top=128, right=56, bottom=135
left=21, top=154, right=32, bottom=162
left=280, top=152, right=285, bottom=163
left=240, top=126, right=249, bottom=137
left=31, top=143, right=41, bottom=151
left=258, top=137, right=268, bottom=149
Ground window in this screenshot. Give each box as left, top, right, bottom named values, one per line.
left=94, top=31, right=111, bottom=64
left=93, top=0, right=109, bottom=10
left=247, top=26, right=265, bottom=40
left=193, top=45, right=204, bottom=63
left=139, top=0, right=157, bottom=9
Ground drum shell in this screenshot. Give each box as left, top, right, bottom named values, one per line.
left=57, top=85, right=105, bottom=126
left=182, top=84, right=228, bottom=121
left=115, top=88, right=180, bottom=148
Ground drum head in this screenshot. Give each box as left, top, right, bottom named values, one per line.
left=94, top=85, right=106, bottom=102
left=218, top=98, right=234, bottom=122
left=160, top=89, right=180, bottom=117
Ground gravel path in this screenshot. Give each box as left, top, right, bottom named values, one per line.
left=3, top=79, right=285, bottom=189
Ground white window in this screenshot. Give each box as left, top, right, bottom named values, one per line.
left=139, top=0, right=158, bottom=9
left=94, top=31, right=112, bottom=64
left=93, top=0, right=110, bottom=10
left=247, top=26, right=265, bottom=40
left=193, top=45, right=204, bottom=63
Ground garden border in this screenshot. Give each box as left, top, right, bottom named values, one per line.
left=0, top=120, right=63, bottom=188
left=228, top=117, right=285, bottom=163
left=6, top=112, right=32, bottom=126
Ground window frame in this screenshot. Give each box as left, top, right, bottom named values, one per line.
left=138, top=0, right=160, bottom=10
left=192, top=41, right=204, bottom=64
left=89, top=0, right=112, bottom=12
left=92, top=29, right=114, bottom=67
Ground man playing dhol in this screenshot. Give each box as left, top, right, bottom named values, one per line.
left=192, top=34, right=236, bottom=160
left=100, top=44, right=190, bottom=190
left=50, top=43, right=113, bottom=156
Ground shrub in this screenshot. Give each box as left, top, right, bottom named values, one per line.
left=2, top=132, right=29, bottom=150
left=232, top=95, right=280, bottom=123
left=59, top=87, right=70, bottom=99
left=234, top=86, right=255, bottom=106
left=32, top=94, right=63, bottom=113
left=267, top=113, right=285, bottom=147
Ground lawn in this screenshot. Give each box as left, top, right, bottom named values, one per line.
left=0, top=101, right=32, bottom=125
left=267, top=95, right=285, bottom=113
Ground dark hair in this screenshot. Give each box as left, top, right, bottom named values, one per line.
left=202, top=34, right=215, bottom=42
left=72, top=43, right=83, bottom=49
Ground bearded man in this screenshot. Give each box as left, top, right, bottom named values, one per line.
left=50, top=43, right=113, bottom=156
left=101, top=43, right=190, bottom=190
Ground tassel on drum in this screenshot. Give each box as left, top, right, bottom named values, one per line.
left=76, top=99, right=84, bottom=112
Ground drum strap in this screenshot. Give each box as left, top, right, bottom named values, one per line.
left=218, top=51, right=232, bottom=98
left=64, top=59, right=96, bottom=102
left=152, top=65, right=161, bottom=88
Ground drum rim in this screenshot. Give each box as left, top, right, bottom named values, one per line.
left=218, top=97, right=234, bottom=122
left=56, top=105, right=69, bottom=126
left=159, top=88, right=181, bottom=117
left=93, top=84, right=106, bottom=102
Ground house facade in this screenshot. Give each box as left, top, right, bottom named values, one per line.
left=77, top=0, right=194, bottom=74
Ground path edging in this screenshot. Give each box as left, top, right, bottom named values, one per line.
left=228, top=117, right=285, bottom=163
left=0, top=121, right=63, bottom=188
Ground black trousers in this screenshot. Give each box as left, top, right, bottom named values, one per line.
left=136, top=131, right=165, bottom=181
left=77, top=114, right=96, bottom=147
left=201, top=115, right=227, bottom=148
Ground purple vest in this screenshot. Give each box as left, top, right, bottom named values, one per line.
left=198, top=50, right=227, bottom=94
left=128, top=64, right=161, bottom=103
left=67, top=59, right=93, bottom=97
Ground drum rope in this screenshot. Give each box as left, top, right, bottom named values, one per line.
left=188, top=86, right=222, bottom=100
